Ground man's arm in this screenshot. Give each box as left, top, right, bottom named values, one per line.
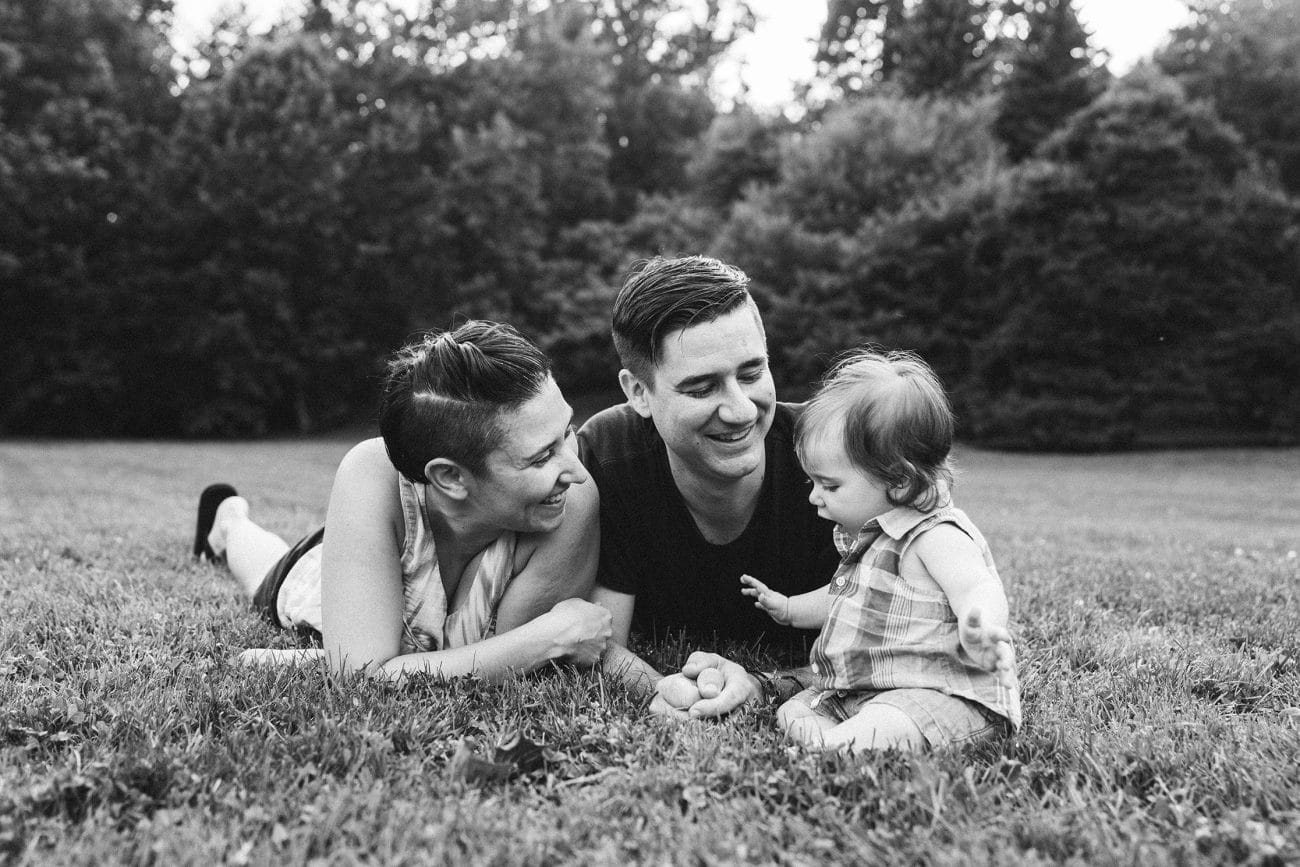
left=589, top=585, right=662, bottom=700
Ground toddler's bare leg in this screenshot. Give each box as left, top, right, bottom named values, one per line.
left=821, top=704, right=926, bottom=754
left=211, top=497, right=290, bottom=599
left=777, top=697, right=835, bottom=747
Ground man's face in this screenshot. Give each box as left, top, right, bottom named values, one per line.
left=626, top=302, right=776, bottom=485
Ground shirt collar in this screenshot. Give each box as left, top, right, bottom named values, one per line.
left=833, top=484, right=953, bottom=551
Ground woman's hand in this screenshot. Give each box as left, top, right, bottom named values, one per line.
left=541, top=598, right=612, bottom=667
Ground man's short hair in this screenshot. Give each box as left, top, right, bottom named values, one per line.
left=378, top=321, right=551, bottom=482
left=611, top=255, right=753, bottom=382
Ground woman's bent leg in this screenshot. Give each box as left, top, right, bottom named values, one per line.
left=211, top=497, right=290, bottom=599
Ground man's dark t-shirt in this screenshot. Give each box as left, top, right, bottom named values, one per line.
left=577, top=402, right=839, bottom=651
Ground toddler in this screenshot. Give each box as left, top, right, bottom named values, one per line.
left=741, top=349, right=1020, bottom=752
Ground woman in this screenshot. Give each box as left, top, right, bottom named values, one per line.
left=194, top=321, right=611, bottom=679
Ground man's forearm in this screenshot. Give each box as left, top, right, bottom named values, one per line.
left=600, top=643, right=662, bottom=700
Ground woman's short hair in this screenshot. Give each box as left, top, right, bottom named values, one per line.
left=379, top=321, right=551, bottom=482
left=612, top=255, right=753, bottom=382
left=796, top=348, right=955, bottom=512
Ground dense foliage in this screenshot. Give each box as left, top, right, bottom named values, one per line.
left=4, top=0, right=1298, bottom=447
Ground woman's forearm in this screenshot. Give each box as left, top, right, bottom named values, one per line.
left=371, top=615, right=561, bottom=682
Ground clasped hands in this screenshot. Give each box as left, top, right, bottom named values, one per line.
left=648, top=651, right=762, bottom=720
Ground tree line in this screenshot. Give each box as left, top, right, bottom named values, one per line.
left=2, top=0, right=1297, bottom=448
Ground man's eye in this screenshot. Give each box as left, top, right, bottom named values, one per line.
left=740, top=370, right=765, bottom=383
left=684, top=386, right=713, bottom=398
left=532, top=451, right=555, bottom=467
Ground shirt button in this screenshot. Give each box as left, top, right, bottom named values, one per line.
left=836, top=577, right=846, bottom=586
left=811, top=664, right=819, bottom=674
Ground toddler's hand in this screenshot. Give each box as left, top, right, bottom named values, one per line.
left=959, top=609, right=1016, bottom=690
left=651, top=673, right=704, bottom=720
left=740, top=574, right=792, bottom=625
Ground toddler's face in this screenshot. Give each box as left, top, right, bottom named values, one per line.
left=801, top=427, right=894, bottom=532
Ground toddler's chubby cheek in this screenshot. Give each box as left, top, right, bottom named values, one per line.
left=658, top=673, right=703, bottom=709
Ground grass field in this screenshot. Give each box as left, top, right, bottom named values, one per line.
left=1, top=438, right=1298, bottom=865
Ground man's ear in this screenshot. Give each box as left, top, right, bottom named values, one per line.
left=619, top=368, right=653, bottom=419
left=424, top=458, right=471, bottom=500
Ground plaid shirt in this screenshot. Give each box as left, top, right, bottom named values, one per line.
left=808, top=503, right=1021, bottom=729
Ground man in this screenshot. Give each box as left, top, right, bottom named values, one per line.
left=577, top=256, right=839, bottom=717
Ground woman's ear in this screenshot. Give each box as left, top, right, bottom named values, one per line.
left=619, top=368, right=653, bottom=419
left=424, top=458, right=470, bottom=500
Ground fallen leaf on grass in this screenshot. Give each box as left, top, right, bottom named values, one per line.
left=448, top=730, right=550, bottom=785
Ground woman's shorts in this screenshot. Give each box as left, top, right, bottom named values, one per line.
left=251, top=527, right=324, bottom=632
left=792, top=686, right=1009, bottom=749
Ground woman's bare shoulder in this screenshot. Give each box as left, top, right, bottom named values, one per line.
left=338, top=437, right=391, bottom=472
left=328, top=438, right=402, bottom=538
left=514, top=477, right=599, bottom=567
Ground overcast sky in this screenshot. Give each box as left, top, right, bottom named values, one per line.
left=172, top=0, right=1192, bottom=109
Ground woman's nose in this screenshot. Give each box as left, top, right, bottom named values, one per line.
left=559, top=443, right=589, bottom=486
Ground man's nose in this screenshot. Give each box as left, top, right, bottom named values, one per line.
left=717, top=380, right=758, bottom=425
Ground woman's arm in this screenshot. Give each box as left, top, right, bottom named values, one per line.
left=493, top=476, right=600, bottom=632
left=316, top=439, right=609, bottom=680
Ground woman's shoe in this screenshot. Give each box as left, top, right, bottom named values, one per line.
left=193, top=483, right=238, bottom=561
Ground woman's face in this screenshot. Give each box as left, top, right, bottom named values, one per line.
left=471, top=376, right=588, bottom=534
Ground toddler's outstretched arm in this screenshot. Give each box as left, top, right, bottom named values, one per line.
left=912, top=524, right=1017, bottom=691
left=959, top=609, right=1016, bottom=691
left=739, top=575, right=830, bottom=630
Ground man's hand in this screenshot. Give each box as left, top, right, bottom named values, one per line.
left=679, top=651, right=763, bottom=719
left=739, top=574, right=792, bottom=625
left=959, top=609, right=1016, bottom=690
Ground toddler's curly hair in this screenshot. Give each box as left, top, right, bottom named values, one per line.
left=795, top=348, right=954, bottom=512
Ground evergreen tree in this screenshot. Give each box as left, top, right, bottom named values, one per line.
left=585, top=0, right=755, bottom=217
left=814, top=0, right=1007, bottom=99
left=995, top=0, right=1106, bottom=161
left=969, top=70, right=1300, bottom=447
left=892, top=0, right=998, bottom=97
left=1157, top=0, right=1300, bottom=195
left=815, top=0, right=907, bottom=95
left=0, top=0, right=177, bottom=434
